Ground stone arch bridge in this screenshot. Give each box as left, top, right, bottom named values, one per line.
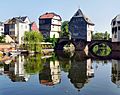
left=55, top=38, right=120, bottom=51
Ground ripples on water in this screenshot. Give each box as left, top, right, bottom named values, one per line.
left=0, top=51, right=120, bottom=95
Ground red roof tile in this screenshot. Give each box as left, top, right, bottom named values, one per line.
left=40, top=13, right=54, bottom=19
left=39, top=12, right=62, bottom=20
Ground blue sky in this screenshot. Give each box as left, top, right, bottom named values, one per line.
left=0, top=0, right=120, bottom=33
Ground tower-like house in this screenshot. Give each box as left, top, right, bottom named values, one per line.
left=69, top=9, right=94, bottom=41
left=111, top=15, right=120, bottom=42
left=39, top=12, right=62, bottom=39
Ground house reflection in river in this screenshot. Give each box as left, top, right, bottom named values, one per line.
left=3, top=55, right=30, bottom=82
left=0, top=65, right=4, bottom=75
left=39, top=59, right=61, bottom=86
left=68, top=58, right=94, bottom=90
left=112, top=60, right=120, bottom=87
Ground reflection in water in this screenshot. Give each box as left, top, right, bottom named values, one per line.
left=92, top=44, right=111, bottom=57
left=39, top=59, right=61, bottom=86
left=24, top=54, right=45, bottom=75
left=68, top=58, right=94, bottom=90
left=58, top=51, right=94, bottom=90
left=1, top=51, right=120, bottom=95
left=3, top=55, right=30, bottom=82
left=112, top=60, right=120, bottom=87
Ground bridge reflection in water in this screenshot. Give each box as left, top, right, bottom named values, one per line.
left=0, top=51, right=120, bottom=94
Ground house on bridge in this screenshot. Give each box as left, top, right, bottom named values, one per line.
left=39, top=12, right=62, bottom=39
left=111, top=14, right=120, bottom=42
left=69, top=9, right=95, bottom=41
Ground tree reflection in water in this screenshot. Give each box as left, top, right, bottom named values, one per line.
left=24, top=54, right=45, bottom=75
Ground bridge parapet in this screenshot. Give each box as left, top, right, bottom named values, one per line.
left=56, top=39, right=120, bottom=51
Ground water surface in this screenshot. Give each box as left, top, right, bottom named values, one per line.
left=0, top=51, right=120, bottom=95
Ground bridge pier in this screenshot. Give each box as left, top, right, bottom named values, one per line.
left=74, top=41, right=87, bottom=51
left=111, top=42, right=120, bottom=51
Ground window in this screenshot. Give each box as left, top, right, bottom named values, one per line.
left=114, top=31, right=117, bottom=38
left=114, top=34, right=117, bottom=38
left=40, top=20, right=45, bottom=24
left=112, top=27, right=114, bottom=34
left=118, top=26, right=120, bottom=30
left=10, top=24, right=15, bottom=29
left=113, top=21, right=116, bottom=26
left=117, top=21, right=120, bottom=24
left=0, top=28, right=3, bottom=31
left=115, top=27, right=117, bottom=32
left=10, top=31, right=15, bottom=35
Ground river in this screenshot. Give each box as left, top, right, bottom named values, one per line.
left=0, top=51, right=120, bottom=95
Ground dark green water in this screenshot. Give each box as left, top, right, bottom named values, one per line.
left=0, top=51, right=120, bottom=95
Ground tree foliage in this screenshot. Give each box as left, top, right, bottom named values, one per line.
left=61, top=21, right=69, bottom=37
left=24, top=31, right=43, bottom=52
left=92, top=31, right=110, bottom=40
left=0, top=35, right=5, bottom=43
left=45, top=35, right=57, bottom=47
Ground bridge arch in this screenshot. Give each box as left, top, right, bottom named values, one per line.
left=55, top=38, right=76, bottom=50
left=88, top=40, right=112, bottom=51
left=88, top=40, right=112, bottom=57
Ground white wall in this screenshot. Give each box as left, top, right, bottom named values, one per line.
left=53, top=16, right=61, bottom=20
left=87, top=25, right=94, bottom=41
left=112, top=15, right=120, bottom=42
left=18, top=23, right=30, bottom=44
left=24, top=17, right=31, bottom=24
left=50, top=60, right=60, bottom=84
left=52, top=19, right=61, bottom=26
left=15, top=55, right=30, bottom=81
left=49, top=15, right=61, bottom=38
left=87, top=59, right=94, bottom=77
left=51, top=25, right=61, bottom=32
left=50, top=31, right=60, bottom=38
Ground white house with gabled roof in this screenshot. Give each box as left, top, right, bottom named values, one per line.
left=4, top=16, right=31, bottom=44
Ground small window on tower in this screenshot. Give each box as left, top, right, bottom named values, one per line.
left=115, top=27, right=117, bottom=32
left=118, top=26, right=120, bottom=30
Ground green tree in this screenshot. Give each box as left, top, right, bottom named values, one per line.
left=61, top=21, right=69, bottom=37
left=0, top=35, right=5, bottom=43
left=104, top=31, right=110, bottom=40
left=92, top=32, right=110, bottom=40
left=24, top=31, right=43, bottom=52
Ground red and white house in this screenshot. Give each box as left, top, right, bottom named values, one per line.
left=39, top=12, right=62, bottom=39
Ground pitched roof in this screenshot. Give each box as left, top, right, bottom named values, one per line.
left=111, top=14, right=120, bottom=24
left=14, top=16, right=27, bottom=22
left=5, top=16, right=28, bottom=24
left=39, top=12, right=62, bottom=20
left=72, top=9, right=94, bottom=25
